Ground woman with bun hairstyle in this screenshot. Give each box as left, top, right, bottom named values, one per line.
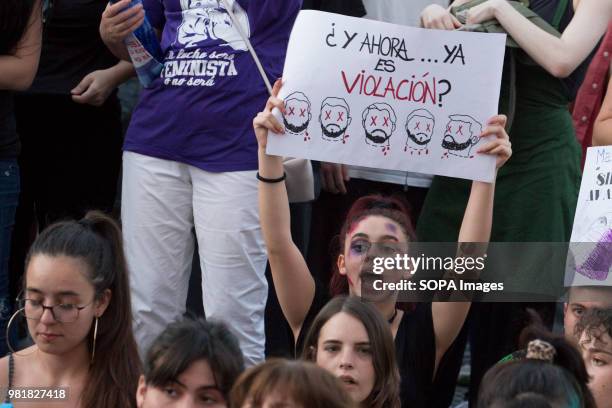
left=0, top=211, right=141, bottom=407
left=478, top=325, right=596, bottom=408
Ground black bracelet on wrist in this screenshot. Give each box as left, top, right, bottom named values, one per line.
left=257, top=172, right=286, bottom=183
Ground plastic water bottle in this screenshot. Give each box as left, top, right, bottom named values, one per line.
left=110, top=0, right=164, bottom=88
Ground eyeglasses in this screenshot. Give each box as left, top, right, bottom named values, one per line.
left=17, top=298, right=94, bottom=323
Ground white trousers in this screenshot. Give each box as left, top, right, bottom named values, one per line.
left=122, top=152, right=267, bottom=365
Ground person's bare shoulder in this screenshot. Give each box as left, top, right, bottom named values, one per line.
left=0, top=346, right=38, bottom=387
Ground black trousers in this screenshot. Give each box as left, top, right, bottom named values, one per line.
left=10, top=93, right=122, bottom=298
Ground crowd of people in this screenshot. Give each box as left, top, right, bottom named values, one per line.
left=0, top=0, right=611, bottom=407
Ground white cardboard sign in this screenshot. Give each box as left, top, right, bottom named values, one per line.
left=267, top=10, right=506, bottom=182
left=566, top=146, right=612, bottom=287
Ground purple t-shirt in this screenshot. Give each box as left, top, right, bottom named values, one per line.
left=125, top=0, right=301, bottom=172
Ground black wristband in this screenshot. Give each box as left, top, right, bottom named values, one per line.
left=257, top=172, right=286, bottom=183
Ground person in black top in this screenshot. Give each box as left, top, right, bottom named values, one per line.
left=0, top=0, right=42, bottom=358
left=10, top=0, right=134, bottom=309
left=14, top=0, right=133, bottom=228
left=254, top=80, right=512, bottom=407
left=301, top=296, right=401, bottom=408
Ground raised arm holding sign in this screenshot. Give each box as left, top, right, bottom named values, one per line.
left=255, top=78, right=511, bottom=407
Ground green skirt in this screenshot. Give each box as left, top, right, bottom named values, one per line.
left=416, top=64, right=582, bottom=243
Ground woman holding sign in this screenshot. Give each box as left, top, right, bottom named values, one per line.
left=255, top=80, right=512, bottom=407
left=418, top=0, right=611, bottom=402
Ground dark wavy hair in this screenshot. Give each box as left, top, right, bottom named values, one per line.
left=0, top=0, right=36, bottom=54
left=329, top=195, right=416, bottom=296
left=144, top=318, right=244, bottom=399
left=574, top=307, right=612, bottom=342
left=25, top=211, right=142, bottom=408
left=301, top=296, right=401, bottom=408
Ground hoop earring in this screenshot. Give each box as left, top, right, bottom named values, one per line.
left=90, top=316, right=98, bottom=365
left=5, top=309, right=37, bottom=357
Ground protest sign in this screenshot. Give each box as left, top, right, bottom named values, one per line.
left=566, top=146, right=612, bottom=287
left=266, top=10, right=506, bottom=182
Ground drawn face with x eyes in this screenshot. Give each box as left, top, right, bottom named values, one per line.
left=283, top=93, right=312, bottom=135
left=362, top=104, right=396, bottom=146
left=319, top=98, right=352, bottom=140
left=405, top=110, right=435, bottom=151
left=441, top=115, right=482, bottom=158
left=443, top=120, right=472, bottom=148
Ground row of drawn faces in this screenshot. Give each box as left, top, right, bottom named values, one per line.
left=282, top=91, right=483, bottom=158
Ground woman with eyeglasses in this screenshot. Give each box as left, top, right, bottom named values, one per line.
left=0, top=211, right=141, bottom=407
left=8, top=0, right=135, bottom=352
